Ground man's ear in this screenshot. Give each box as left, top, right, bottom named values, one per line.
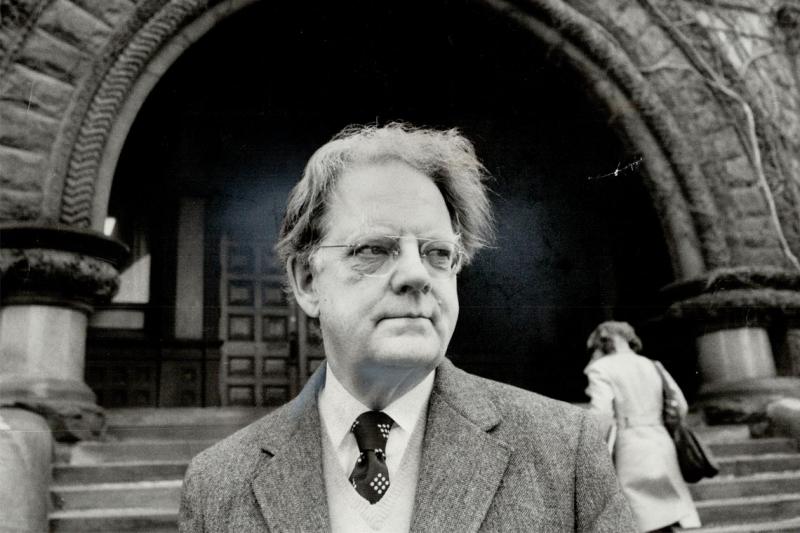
left=287, top=257, right=320, bottom=318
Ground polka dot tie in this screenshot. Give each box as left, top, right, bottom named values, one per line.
left=349, top=411, right=394, bottom=504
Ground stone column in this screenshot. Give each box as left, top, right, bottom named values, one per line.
left=777, top=326, right=800, bottom=377
left=664, top=268, right=800, bottom=423
left=0, top=223, right=127, bottom=439
left=0, top=408, right=53, bottom=532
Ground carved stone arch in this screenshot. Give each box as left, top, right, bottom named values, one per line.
left=483, top=0, right=735, bottom=277
left=54, top=0, right=732, bottom=279
left=51, top=0, right=254, bottom=229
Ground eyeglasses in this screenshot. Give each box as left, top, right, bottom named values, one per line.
left=316, top=235, right=464, bottom=278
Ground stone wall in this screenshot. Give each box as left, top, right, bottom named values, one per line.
left=0, top=0, right=139, bottom=223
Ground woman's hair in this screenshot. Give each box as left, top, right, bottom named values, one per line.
left=276, top=122, right=494, bottom=268
left=586, top=321, right=643, bottom=354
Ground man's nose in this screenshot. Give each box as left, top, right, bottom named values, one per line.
left=389, top=242, right=432, bottom=294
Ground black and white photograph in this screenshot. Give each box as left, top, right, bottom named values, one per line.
left=2, top=0, right=800, bottom=531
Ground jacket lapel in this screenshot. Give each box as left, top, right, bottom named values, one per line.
left=251, top=366, right=330, bottom=532
left=411, top=359, right=512, bottom=532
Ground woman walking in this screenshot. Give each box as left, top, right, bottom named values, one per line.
left=584, top=321, right=700, bottom=532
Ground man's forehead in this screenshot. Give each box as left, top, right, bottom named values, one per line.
left=334, top=162, right=440, bottom=198
left=319, top=162, right=453, bottom=233
left=322, top=205, right=452, bottom=239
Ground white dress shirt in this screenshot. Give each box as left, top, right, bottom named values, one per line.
left=318, top=362, right=434, bottom=480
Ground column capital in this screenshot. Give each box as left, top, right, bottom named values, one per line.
left=658, top=267, right=800, bottom=424
left=660, top=267, right=800, bottom=330
left=0, top=224, right=128, bottom=439
left=0, top=223, right=128, bottom=311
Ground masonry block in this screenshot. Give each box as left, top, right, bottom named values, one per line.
left=0, top=408, right=53, bottom=533
left=0, top=190, right=42, bottom=221
left=70, top=0, right=138, bottom=29
left=726, top=10, right=774, bottom=41
left=739, top=230, right=779, bottom=248
left=0, top=104, right=58, bottom=152
left=772, top=58, right=797, bottom=89
left=708, top=127, right=744, bottom=160
left=636, top=24, right=676, bottom=66
left=614, top=2, right=651, bottom=40
left=17, top=30, right=89, bottom=85
left=722, top=156, right=755, bottom=187
left=0, top=64, right=74, bottom=119
left=732, top=247, right=789, bottom=268
left=776, top=100, right=800, bottom=139
left=674, top=92, right=725, bottom=134
left=736, top=215, right=772, bottom=234
left=730, top=187, right=769, bottom=217
left=0, top=32, right=10, bottom=56
left=767, top=398, right=800, bottom=439
left=0, top=147, right=45, bottom=193
left=38, top=0, right=114, bottom=55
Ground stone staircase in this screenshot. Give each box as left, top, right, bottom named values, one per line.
left=681, top=425, right=800, bottom=532
left=48, top=410, right=800, bottom=532
left=48, top=408, right=268, bottom=532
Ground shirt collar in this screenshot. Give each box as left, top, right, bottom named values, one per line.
left=319, top=362, right=435, bottom=446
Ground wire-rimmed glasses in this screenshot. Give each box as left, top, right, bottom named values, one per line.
left=316, top=235, right=464, bottom=278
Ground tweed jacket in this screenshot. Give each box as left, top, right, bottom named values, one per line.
left=179, top=358, right=636, bottom=532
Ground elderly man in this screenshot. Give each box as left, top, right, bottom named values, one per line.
left=179, top=124, right=635, bottom=532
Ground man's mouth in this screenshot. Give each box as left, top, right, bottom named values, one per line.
left=378, top=314, right=432, bottom=322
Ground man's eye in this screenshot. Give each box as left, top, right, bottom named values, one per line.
left=424, top=245, right=455, bottom=268
left=426, top=247, right=452, bottom=259
left=353, top=244, right=392, bottom=257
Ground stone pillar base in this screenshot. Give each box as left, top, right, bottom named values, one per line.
left=0, top=305, right=107, bottom=440
left=0, top=408, right=52, bottom=532
left=0, top=225, right=127, bottom=442
left=766, top=398, right=800, bottom=439
left=0, top=375, right=105, bottom=440
left=698, top=376, right=800, bottom=424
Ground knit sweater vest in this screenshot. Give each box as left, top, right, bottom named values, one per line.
left=322, top=413, right=425, bottom=532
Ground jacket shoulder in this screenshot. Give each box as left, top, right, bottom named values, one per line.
left=445, top=365, right=590, bottom=447
left=184, top=406, right=287, bottom=487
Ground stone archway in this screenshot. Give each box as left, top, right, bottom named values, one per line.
left=3, top=0, right=800, bottom=425
left=49, top=0, right=716, bottom=280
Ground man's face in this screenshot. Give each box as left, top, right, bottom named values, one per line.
left=309, top=160, right=460, bottom=388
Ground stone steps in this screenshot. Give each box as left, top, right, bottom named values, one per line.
left=104, top=407, right=269, bottom=441
left=48, top=408, right=268, bottom=532
left=49, top=507, right=178, bottom=533
left=61, top=439, right=216, bottom=464
left=695, top=494, right=800, bottom=528
left=48, top=411, right=800, bottom=532
left=716, top=453, right=800, bottom=477
left=687, top=517, right=800, bottom=532
left=708, top=438, right=797, bottom=456
left=678, top=430, right=800, bottom=531
left=53, top=461, right=189, bottom=485
left=690, top=471, right=800, bottom=500
left=52, top=480, right=182, bottom=511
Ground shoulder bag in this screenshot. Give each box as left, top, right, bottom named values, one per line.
left=653, top=361, right=719, bottom=483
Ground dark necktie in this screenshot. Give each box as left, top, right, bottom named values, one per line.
left=349, top=411, right=394, bottom=504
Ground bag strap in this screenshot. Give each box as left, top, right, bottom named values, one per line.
left=653, top=360, right=682, bottom=427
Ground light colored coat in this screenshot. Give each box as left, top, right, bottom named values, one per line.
left=585, top=351, right=701, bottom=532
left=180, top=358, right=636, bottom=532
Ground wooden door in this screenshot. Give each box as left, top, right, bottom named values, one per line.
left=218, top=237, right=325, bottom=406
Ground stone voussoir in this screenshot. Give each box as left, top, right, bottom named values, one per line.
left=37, top=0, right=115, bottom=54
left=17, top=29, right=91, bottom=85
left=0, top=146, right=46, bottom=192
left=0, top=63, right=76, bottom=119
